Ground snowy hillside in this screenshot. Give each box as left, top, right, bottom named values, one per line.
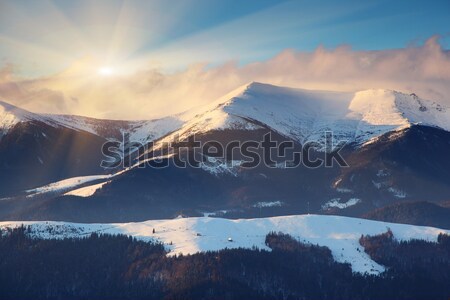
left=24, top=174, right=112, bottom=198
left=0, top=100, right=50, bottom=132
left=154, top=82, right=450, bottom=150
left=47, top=114, right=184, bottom=144
left=0, top=100, right=182, bottom=144
left=21, top=166, right=134, bottom=198
left=1, top=215, right=447, bottom=275
left=2, top=83, right=450, bottom=148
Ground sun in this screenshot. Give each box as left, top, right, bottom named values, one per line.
left=98, top=66, right=115, bottom=76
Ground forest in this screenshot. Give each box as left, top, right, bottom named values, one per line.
left=0, top=226, right=448, bottom=300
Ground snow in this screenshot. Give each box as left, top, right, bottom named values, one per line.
left=3, top=83, right=450, bottom=150
left=376, top=169, right=389, bottom=177
left=64, top=181, right=110, bottom=197
left=347, top=89, right=411, bottom=142
left=372, top=181, right=383, bottom=189
left=1, top=215, right=448, bottom=275
left=336, top=187, right=353, bottom=193
left=199, top=157, right=242, bottom=176
left=153, top=83, right=450, bottom=152
left=125, top=117, right=183, bottom=145
left=394, top=91, right=450, bottom=131
left=0, top=100, right=50, bottom=132
left=0, top=100, right=182, bottom=146
left=322, top=198, right=362, bottom=210
left=202, top=210, right=231, bottom=217
left=26, top=175, right=111, bottom=197
left=43, top=114, right=183, bottom=145
left=253, top=201, right=283, bottom=208
left=388, top=187, right=407, bottom=198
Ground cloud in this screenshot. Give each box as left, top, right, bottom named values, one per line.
left=0, top=36, right=449, bottom=120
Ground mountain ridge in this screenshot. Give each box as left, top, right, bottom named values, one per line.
left=2, top=83, right=450, bottom=222
left=146, top=83, right=450, bottom=153
left=2, top=83, right=450, bottom=148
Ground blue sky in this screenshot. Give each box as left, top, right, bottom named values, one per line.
left=0, top=0, right=448, bottom=76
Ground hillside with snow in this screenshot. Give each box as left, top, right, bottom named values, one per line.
left=1, top=214, right=448, bottom=275
left=150, top=82, right=450, bottom=150
left=2, top=83, right=450, bottom=223
left=3, top=83, right=450, bottom=148
left=24, top=175, right=112, bottom=197
left=0, top=100, right=182, bottom=144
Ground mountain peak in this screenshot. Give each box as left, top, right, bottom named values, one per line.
left=0, top=99, right=33, bottom=117
left=349, top=89, right=450, bottom=134
left=244, top=81, right=274, bottom=90
left=2, top=84, right=450, bottom=148
left=0, top=99, right=42, bottom=131
left=157, top=84, right=450, bottom=149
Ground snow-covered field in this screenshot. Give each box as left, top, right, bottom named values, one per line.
left=1, top=215, right=447, bottom=275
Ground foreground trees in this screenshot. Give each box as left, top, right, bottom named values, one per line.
left=0, top=226, right=448, bottom=300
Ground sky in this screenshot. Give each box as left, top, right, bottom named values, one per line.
left=0, top=0, right=449, bottom=119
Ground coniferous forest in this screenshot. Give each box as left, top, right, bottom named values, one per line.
left=0, top=227, right=448, bottom=300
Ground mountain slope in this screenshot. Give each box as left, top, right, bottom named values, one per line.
left=3, top=83, right=450, bottom=148
left=0, top=100, right=183, bottom=143
left=152, top=83, right=450, bottom=150
left=0, top=120, right=110, bottom=196
left=1, top=83, right=450, bottom=223
left=364, top=201, right=450, bottom=229
left=0, top=100, right=183, bottom=194
left=330, top=125, right=450, bottom=211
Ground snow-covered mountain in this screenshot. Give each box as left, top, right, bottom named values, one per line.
left=1, top=214, right=448, bottom=275
left=0, top=100, right=182, bottom=144
left=153, top=82, right=450, bottom=149
left=1, top=83, right=450, bottom=224
left=2, top=82, right=450, bottom=148
left=0, top=100, right=183, bottom=195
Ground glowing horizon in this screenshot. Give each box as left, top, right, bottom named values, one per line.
left=0, top=0, right=449, bottom=119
